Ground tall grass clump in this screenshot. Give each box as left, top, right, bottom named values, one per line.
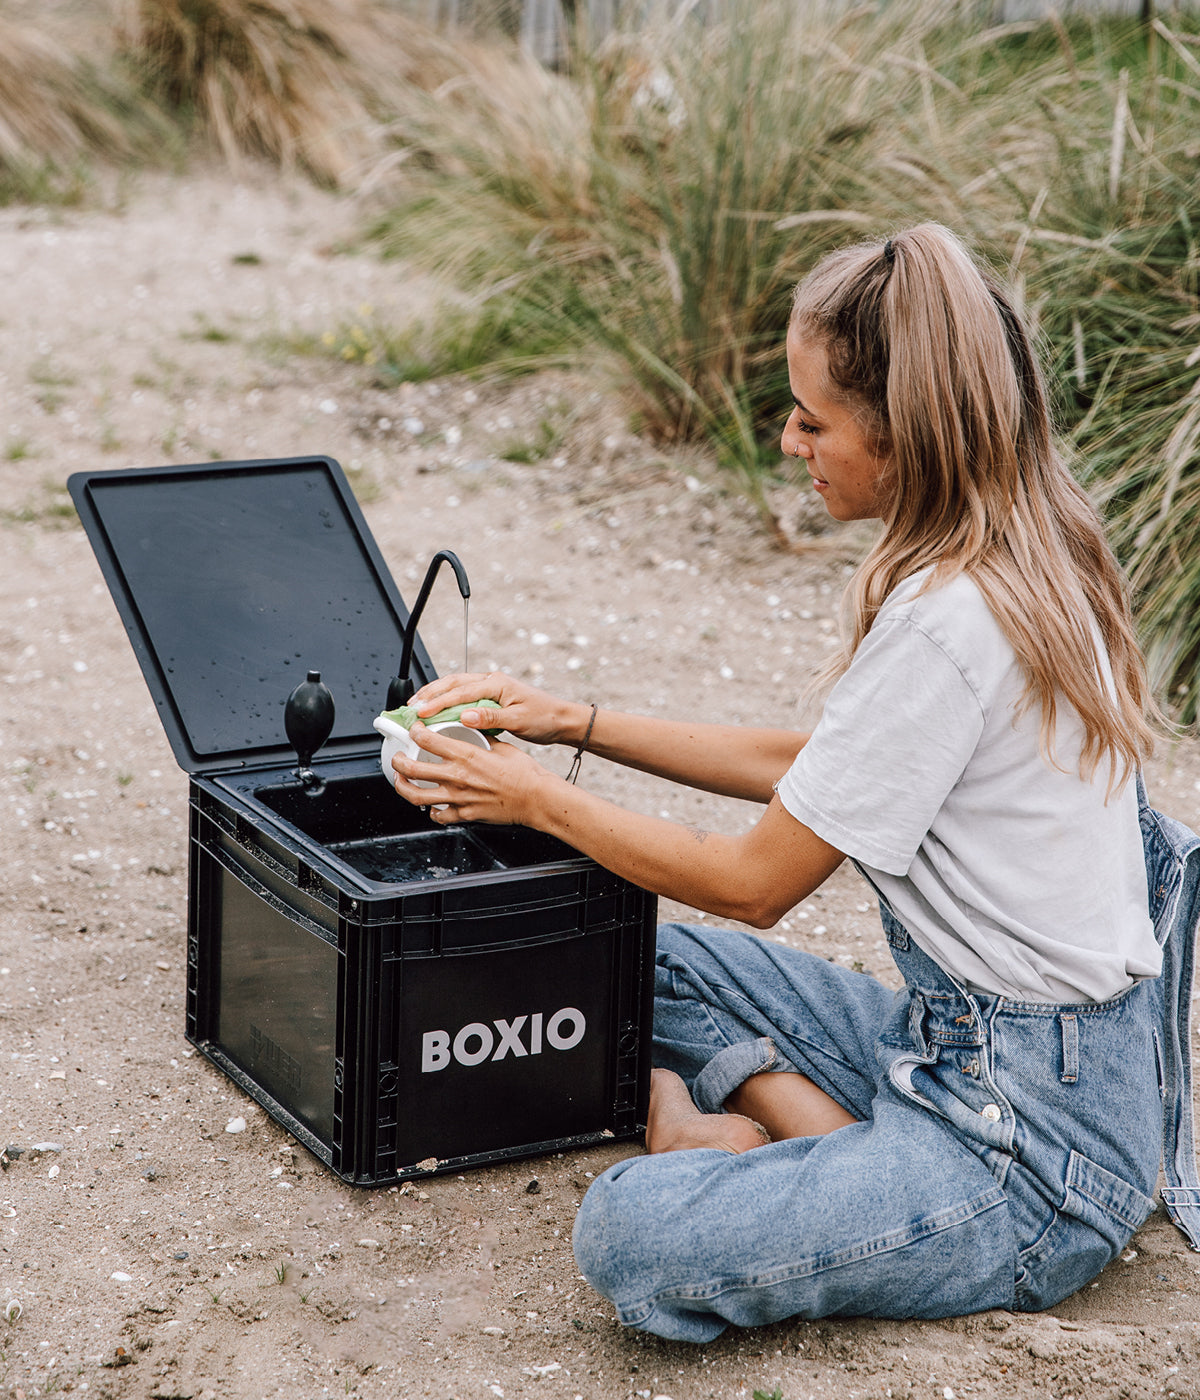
left=374, top=0, right=1059, bottom=476
left=118, top=0, right=433, bottom=185
left=973, top=16, right=1200, bottom=721
left=0, top=15, right=165, bottom=203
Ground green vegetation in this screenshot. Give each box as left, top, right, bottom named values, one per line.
left=1, top=479, right=77, bottom=527
left=3, top=436, right=33, bottom=462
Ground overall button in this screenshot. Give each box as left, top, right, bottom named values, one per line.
left=981, top=1103, right=1002, bottom=1122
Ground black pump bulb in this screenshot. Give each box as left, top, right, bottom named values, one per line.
left=285, top=670, right=335, bottom=786
left=387, top=550, right=471, bottom=710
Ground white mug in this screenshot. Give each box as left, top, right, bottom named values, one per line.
left=374, top=713, right=491, bottom=790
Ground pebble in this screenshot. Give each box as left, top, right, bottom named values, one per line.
left=224, top=1117, right=246, bottom=1134
left=110, top=1272, right=133, bottom=1283
left=523, top=1362, right=560, bottom=1377
left=29, top=1142, right=62, bottom=1155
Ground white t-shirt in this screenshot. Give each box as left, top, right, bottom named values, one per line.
left=776, top=570, right=1161, bottom=1003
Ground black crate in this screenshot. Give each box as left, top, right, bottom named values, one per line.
left=69, top=458, right=657, bottom=1184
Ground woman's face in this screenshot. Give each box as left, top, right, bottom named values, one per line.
left=780, top=328, right=892, bottom=522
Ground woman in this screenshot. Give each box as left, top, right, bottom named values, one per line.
left=388, top=224, right=1193, bottom=1341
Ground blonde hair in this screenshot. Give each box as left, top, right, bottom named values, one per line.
left=792, top=222, right=1159, bottom=789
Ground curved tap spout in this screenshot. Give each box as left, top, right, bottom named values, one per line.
left=387, top=550, right=471, bottom=710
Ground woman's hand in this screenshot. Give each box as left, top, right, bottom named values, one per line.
left=409, top=671, right=588, bottom=748
left=390, top=725, right=556, bottom=827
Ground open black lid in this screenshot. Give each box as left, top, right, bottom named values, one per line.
left=68, top=457, right=436, bottom=774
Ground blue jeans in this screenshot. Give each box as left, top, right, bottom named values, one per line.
left=573, top=782, right=1200, bottom=1343
left=572, top=919, right=1162, bottom=1341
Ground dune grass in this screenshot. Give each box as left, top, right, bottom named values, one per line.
left=0, top=13, right=169, bottom=202
left=116, top=0, right=452, bottom=185
left=369, top=2, right=1200, bottom=720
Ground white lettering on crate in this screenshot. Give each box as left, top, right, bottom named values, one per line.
left=421, top=1007, right=587, bottom=1072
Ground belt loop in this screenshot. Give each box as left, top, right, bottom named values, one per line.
left=1059, top=1012, right=1078, bottom=1085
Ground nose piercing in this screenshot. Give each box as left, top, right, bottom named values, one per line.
left=793, top=444, right=802, bottom=457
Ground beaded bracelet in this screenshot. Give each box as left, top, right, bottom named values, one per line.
left=566, top=703, right=598, bottom=785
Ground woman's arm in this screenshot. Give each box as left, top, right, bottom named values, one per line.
left=572, top=708, right=808, bottom=805
left=391, top=729, right=844, bottom=926
left=409, top=672, right=809, bottom=804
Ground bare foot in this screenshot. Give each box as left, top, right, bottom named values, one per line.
left=645, top=1068, right=770, bottom=1155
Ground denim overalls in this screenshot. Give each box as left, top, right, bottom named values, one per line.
left=572, top=782, right=1200, bottom=1343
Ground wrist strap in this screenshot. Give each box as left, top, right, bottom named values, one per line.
left=566, top=703, right=598, bottom=785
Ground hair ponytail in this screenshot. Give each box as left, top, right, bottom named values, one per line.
left=792, top=222, right=1160, bottom=790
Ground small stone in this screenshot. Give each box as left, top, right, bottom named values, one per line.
left=482, top=1325, right=505, bottom=1336
left=525, top=1179, right=541, bottom=1194
left=29, top=1142, right=62, bottom=1155
left=415, top=1157, right=438, bottom=1171
left=224, top=1117, right=246, bottom=1134
left=110, top=1271, right=133, bottom=1282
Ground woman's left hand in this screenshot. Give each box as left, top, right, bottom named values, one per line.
left=390, top=723, right=553, bottom=826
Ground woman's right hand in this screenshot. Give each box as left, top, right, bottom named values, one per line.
left=409, top=671, right=587, bottom=748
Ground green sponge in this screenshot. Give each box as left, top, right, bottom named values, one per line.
left=381, top=698, right=503, bottom=737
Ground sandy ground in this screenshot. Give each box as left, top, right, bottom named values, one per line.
left=4, top=170, right=1200, bottom=1400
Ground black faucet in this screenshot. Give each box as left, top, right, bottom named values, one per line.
left=386, top=550, right=471, bottom=710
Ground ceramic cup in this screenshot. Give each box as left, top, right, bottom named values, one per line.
left=374, top=713, right=492, bottom=790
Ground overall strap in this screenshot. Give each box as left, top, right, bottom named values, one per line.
left=1138, top=772, right=1200, bottom=1250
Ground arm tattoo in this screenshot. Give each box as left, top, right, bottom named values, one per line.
left=688, top=826, right=711, bottom=845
